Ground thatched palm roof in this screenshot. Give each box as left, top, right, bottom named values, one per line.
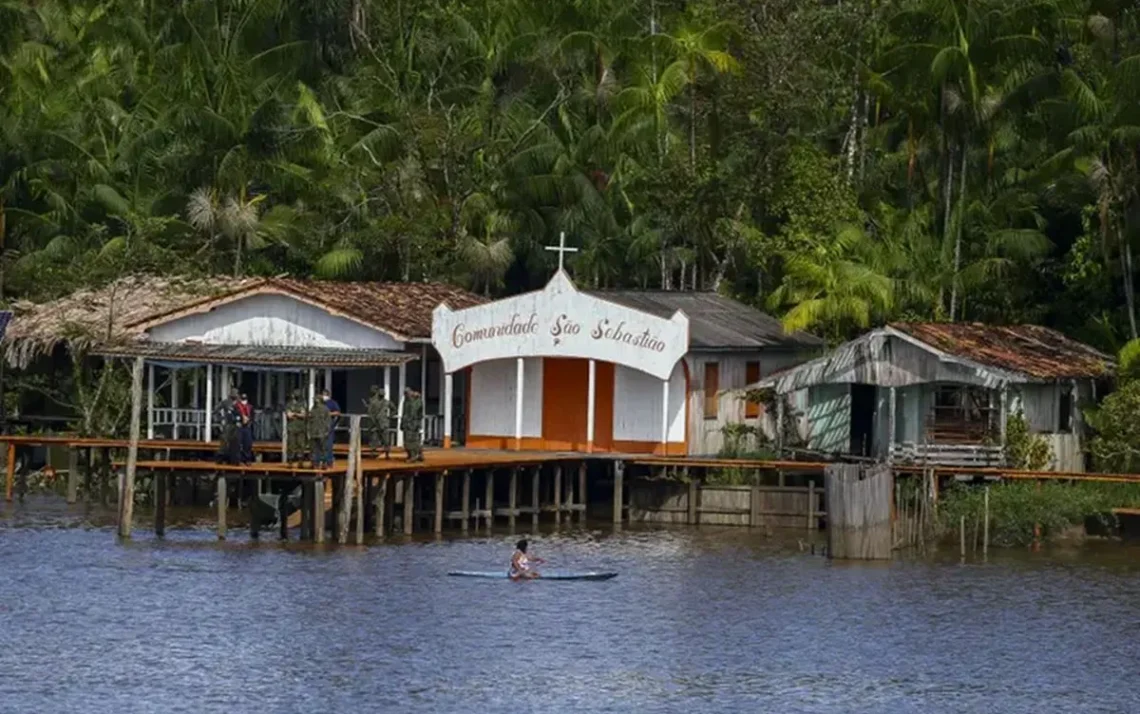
left=3, top=276, right=257, bottom=368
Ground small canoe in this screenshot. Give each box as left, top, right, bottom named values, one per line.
left=448, top=570, right=618, bottom=581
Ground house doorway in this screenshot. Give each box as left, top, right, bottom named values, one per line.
left=849, top=384, right=877, bottom=456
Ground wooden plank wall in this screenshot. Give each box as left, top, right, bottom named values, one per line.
left=628, top=480, right=822, bottom=529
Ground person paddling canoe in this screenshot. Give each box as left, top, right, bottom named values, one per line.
left=509, top=539, right=544, bottom=580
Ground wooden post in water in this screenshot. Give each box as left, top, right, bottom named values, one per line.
left=531, top=467, right=540, bottom=527
left=434, top=471, right=444, bottom=535
left=373, top=475, right=387, bottom=537
left=688, top=478, right=698, bottom=525
left=578, top=462, right=587, bottom=523
left=485, top=470, right=495, bottom=529
left=553, top=465, right=562, bottom=525
left=250, top=479, right=260, bottom=540
left=216, top=475, right=227, bottom=540
left=337, top=416, right=361, bottom=544
left=508, top=468, right=518, bottom=528
left=155, top=471, right=167, bottom=537
left=749, top=484, right=761, bottom=527
left=354, top=438, right=364, bottom=544
left=824, top=464, right=892, bottom=560
left=612, top=461, right=624, bottom=525
left=119, top=356, right=145, bottom=538
left=314, top=477, right=326, bottom=543
left=67, top=447, right=79, bottom=504
left=959, top=515, right=966, bottom=560
left=461, top=471, right=471, bottom=533
left=403, top=474, right=415, bottom=535
left=4, top=441, right=14, bottom=502
left=807, top=480, right=816, bottom=532
left=983, top=487, right=990, bottom=558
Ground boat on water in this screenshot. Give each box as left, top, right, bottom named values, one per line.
left=448, top=571, right=618, bottom=581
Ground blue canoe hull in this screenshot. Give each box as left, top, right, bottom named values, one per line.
left=448, top=571, right=618, bottom=581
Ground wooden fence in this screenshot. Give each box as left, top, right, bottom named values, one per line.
left=628, top=480, right=824, bottom=530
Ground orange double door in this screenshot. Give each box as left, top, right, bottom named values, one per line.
left=541, top=358, right=613, bottom=451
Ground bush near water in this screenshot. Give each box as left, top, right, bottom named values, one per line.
left=936, top=481, right=1140, bottom=547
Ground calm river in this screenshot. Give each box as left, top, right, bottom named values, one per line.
left=2, top=498, right=1139, bottom=714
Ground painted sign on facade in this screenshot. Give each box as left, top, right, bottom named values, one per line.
left=433, top=271, right=689, bottom=380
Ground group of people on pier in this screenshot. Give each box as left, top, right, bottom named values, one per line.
left=214, top=383, right=425, bottom=468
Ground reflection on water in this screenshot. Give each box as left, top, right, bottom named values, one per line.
left=2, top=496, right=1140, bottom=714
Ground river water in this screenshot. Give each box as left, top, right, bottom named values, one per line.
left=2, top=498, right=1139, bottom=714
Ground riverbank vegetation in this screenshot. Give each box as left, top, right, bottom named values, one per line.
left=1, top=0, right=1139, bottom=351
left=936, top=480, right=1140, bottom=546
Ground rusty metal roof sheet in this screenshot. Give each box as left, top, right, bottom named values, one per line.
left=92, top=342, right=418, bottom=368
left=585, top=290, right=824, bottom=351
left=888, top=322, right=1113, bottom=379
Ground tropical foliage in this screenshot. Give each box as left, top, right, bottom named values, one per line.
left=2, top=0, right=1140, bottom=350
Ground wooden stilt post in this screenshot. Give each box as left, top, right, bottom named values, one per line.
left=688, top=478, right=698, bottom=525
left=354, top=431, right=364, bottom=544
left=67, top=447, right=79, bottom=504
left=279, top=489, right=289, bottom=541
left=554, top=465, right=562, bottom=525
left=531, top=467, right=540, bottom=527
left=374, top=475, right=387, bottom=537
left=403, top=474, right=415, bottom=535
left=461, top=471, right=471, bottom=533
left=509, top=468, right=518, bottom=528
left=314, top=477, right=326, bottom=543
left=216, top=475, right=227, bottom=540
left=338, top=416, right=361, bottom=544
left=5, top=441, right=14, bottom=502
left=155, top=470, right=167, bottom=537
left=578, top=462, right=588, bottom=523
left=807, top=480, right=816, bottom=532
left=612, top=462, right=623, bottom=525
left=485, top=470, right=495, bottom=529
left=250, top=478, right=260, bottom=540
left=434, top=471, right=444, bottom=534
left=119, top=356, right=145, bottom=538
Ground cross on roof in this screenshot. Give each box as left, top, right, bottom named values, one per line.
left=544, top=231, right=579, bottom=272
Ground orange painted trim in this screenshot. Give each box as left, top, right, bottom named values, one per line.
left=443, top=436, right=452, bottom=449
left=468, top=435, right=547, bottom=451
left=586, top=440, right=594, bottom=454
left=466, top=434, right=685, bottom=455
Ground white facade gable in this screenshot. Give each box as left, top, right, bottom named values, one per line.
left=432, top=271, right=690, bottom=380
left=145, top=293, right=403, bottom=350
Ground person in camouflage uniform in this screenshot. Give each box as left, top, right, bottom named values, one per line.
left=365, top=385, right=393, bottom=459
left=307, top=396, right=332, bottom=469
left=401, top=387, right=424, bottom=462
left=285, top=389, right=309, bottom=465
left=215, top=388, right=242, bottom=465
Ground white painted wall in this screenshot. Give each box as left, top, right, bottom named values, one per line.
left=613, top=362, right=685, bottom=443
left=469, top=357, right=543, bottom=437
left=148, top=293, right=404, bottom=350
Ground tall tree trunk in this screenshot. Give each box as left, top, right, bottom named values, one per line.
left=940, top=142, right=956, bottom=317
left=689, top=77, right=697, bottom=170
left=1123, top=218, right=1138, bottom=340
left=949, top=136, right=967, bottom=322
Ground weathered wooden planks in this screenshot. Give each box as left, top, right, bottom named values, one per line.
left=825, top=464, right=892, bottom=560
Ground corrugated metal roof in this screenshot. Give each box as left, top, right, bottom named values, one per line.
left=889, top=322, right=1113, bottom=380
left=585, top=290, right=824, bottom=351
left=93, top=342, right=418, bottom=368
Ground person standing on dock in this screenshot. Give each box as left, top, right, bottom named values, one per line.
left=365, top=385, right=393, bottom=459
left=321, top=388, right=341, bottom=468
left=236, top=393, right=254, bottom=464
left=216, top=388, right=242, bottom=465
left=401, top=387, right=424, bottom=462
left=308, top=397, right=332, bottom=469
left=285, top=389, right=308, bottom=465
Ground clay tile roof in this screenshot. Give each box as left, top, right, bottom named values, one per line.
left=888, top=322, right=1114, bottom=380
left=267, top=278, right=486, bottom=339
